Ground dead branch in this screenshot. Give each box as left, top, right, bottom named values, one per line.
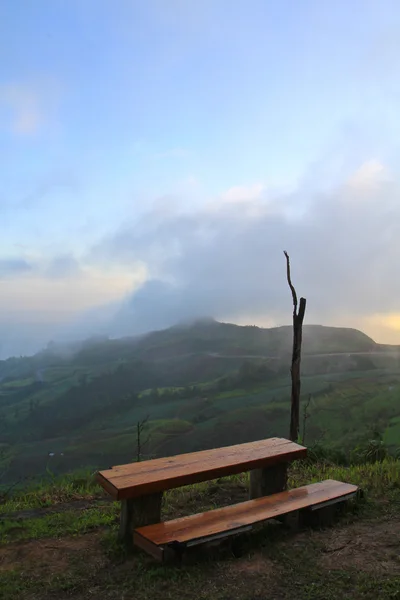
left=283, top=251, right=307, bottom=442
left=284, top=250, right=298, bottom=314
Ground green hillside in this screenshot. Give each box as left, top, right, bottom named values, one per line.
left=0, top=319, right=399, bottom=483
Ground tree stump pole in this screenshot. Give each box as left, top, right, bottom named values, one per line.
left=284, top=251, right=306, bottom=442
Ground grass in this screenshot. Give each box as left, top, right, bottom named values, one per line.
left=0, top=469, right=101, bottom=513
left=150, top=418, right=193, bottom=435
left=0, top=459, right=400, bottom=599
left=290, top=458, right=400, bottom=494
left=0, top=503, right=117, bottom=543
left=2, top=458, right=399, bottom=516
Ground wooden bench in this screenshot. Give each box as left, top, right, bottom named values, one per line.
left=96, top=437, right=358, bottom=561
left=134, top=479, right=358, bottom=561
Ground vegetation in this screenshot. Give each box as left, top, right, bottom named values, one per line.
left=0, top=320, right=400, bottom=483
left=0, top=457, right=399, bottom=599
left=0, top=318, right=399, bottom=597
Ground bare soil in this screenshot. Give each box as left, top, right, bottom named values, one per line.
left=1, top=516, right=399, bottom=600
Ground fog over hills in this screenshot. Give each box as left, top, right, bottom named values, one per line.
left=0, top=317, right=386, bottom=374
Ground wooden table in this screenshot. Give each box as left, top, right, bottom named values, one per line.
left=97, top=437, right=307, bottom=543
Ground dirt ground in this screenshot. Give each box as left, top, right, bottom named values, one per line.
left=1, top=515, right=399, bottom=600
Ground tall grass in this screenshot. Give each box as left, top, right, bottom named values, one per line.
left=290, top=458, right=400, bottom=496
left=1, top=458, right=399, bottom=517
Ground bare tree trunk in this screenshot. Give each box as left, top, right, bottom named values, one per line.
left=301, top=394, right=312, bottom=445
left=284, top=251, right=306, bottom=442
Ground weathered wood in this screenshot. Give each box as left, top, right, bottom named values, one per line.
left=119, top=492, right=163, bottom=546
left=289, top=296, right=306, bottom=442
left=97, top=438, right=306, bottom=500
left=133, top=531, right=164, bottom=561
left=283, top=251, right=307, bottom=442
left=119, top=499, right=134, bottom=545
left=249, top=463, right=288, bottom=500
left=133, top=480, right=358, bottom=558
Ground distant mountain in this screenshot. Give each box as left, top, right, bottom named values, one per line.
left=0, top=319, right=380, bottom=379
left=119, top=320, right=378, bottom=362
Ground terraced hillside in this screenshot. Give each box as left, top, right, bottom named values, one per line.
left=0, top=320, right=399, bottom=482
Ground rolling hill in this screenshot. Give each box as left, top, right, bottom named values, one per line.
left=0, top=319, right=378, bottom=378
left=0, top=319, right=399, bottom=483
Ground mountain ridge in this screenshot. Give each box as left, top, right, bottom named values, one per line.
left=0, top=319, right=386, bottom=370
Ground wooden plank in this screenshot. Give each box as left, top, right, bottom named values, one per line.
left=97, top=438, right=306, bottom=500
left=134, top=480, right=358, bottom=547
left=133, top=531, right=164, bottom=561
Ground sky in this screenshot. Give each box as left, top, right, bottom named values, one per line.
left=1, top=0, right=400, bottom=358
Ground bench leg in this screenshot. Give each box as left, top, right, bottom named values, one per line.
left=249, top=462, right=288, bottom=500
left=299, top=504, right=336, bottom=528
left=119, top=492, right=163, bottom=546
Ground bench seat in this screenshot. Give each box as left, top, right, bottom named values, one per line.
left=134, top=479, right=358, bottom=561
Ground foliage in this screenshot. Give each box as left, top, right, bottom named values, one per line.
left=351, top=431, right=390, bottom=464
left=0, top=319, right=399, bottom=483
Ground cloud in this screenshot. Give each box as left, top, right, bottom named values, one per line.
left=0, top=264, right=145, bottom=314
left=94, top=159, right=400, bottom=339
left=0, top=253, right=82, bottom=282
left=0, top=79, right=61, bottom=136
left=45, top=255, right=82, bottom=279
left=0, top=260, right=147, bottom=358
left=2, top=158, right=400, bottom=357
left=220, top=184, right=265, bottom=203
left=0, top=258, right=33, bottom=278
left=347, top=159, right=389, bottom=190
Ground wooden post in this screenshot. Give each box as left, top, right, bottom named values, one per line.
left=119, top=492, right=163, bottom=546
left=298, top=504, right=336, bottom=529
left=249, top=463, right=288, bottom=499
left=284, top=251, right=306, bottom=442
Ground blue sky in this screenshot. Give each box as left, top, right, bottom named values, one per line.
left=1, top=0, right=400, bottom=357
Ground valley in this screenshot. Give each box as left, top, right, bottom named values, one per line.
left=0, top=319, right=399, bottom=484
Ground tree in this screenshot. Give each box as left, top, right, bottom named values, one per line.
left=284, top=251, right=307, bottom=442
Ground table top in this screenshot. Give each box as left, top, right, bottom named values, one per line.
left=97, top=437, right=307, bottom=500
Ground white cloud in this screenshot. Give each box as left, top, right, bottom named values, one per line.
left=220, top=183, right=265, bottom=203
left=93, top=159, right=400, bottom=343
left=3, top=158, right=400, bottom=356
left=0, top=264, right=147, bottom=315
left=347, top=159, right=389, bottom=190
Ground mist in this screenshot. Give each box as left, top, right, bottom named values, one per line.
left=92, top=160, right=400, bottom=341
left=2, top=159, right=398, bottom=360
